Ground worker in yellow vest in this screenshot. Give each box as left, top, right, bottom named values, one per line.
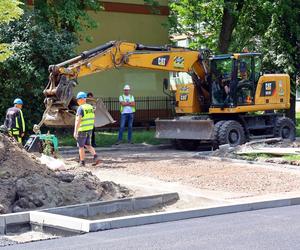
left=4, top=98, right=25, bottom=143
left=74, top=92, right=100, bottom=167
left=115, top=84, right=136, bottom=145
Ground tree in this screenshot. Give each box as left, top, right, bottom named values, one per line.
left=0, top=1, right=103, bottom=129
left=169, top=0, right=300, bottom=120
left=32, top=0, right=102, bottom=37
left=169, top=0, right=247, bottom=53
left=0, top=0, right=23, bottom=61
left=0, top=13, right=78, bottom=129
left=260, top=0, right=300, bottom=121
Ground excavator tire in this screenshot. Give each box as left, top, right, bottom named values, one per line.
left=218, top=120, right=245, bottom=146
left=213, top=121, right=226, bottom=144
left=274, top=117, right=296, bottom=141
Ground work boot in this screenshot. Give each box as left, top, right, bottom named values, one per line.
left=115, top=140, right=122, bottom=145
left=92, top=154, right=101, bottom=166
left=128, top=141, right=134, bottom=144
left=79, top=160, right=85, bottom=167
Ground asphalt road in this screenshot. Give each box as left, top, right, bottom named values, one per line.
left=3, top=205, right=300, bottom=250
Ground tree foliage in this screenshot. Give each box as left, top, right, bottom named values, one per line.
left=0, top=0, right=23, bottom=61
left=0, top=1, right=103, bottom=130
left=169, top=0, right=300, bottom=118
left=33, top=0, right=102, bottom=34
left=0, top=13, right=78, bottom=129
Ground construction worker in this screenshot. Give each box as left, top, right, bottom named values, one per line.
left=116, top=84, right=136, bottom=145
left=73, top=92, right=100, bottom=167
left=4, top=98, right=25, bottom=143
left=87, top=92, right=97, bottom=147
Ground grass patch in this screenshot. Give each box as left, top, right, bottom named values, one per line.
left=283, top=155, right=300, bottom=161
left=241, top=153, right=272, bottom=161
left=297, top=113, right=300, bottom=137
left=58, top=129, right=165, bottom=147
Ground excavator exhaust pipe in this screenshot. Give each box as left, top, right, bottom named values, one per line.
left=155, top=118, right=215, bottom=140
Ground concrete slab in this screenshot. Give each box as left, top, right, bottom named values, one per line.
left=88, top=200, right=134, bottom=217
left=133, top=196, right=163, bottom=210
left=44, top=204, right=88, bottom=218
left=0, top=216, right=5, bottom=234
left=30, top=212, right=89, bottom=233
left=2, top=212, right=30, bottom=226
left=290, top=197, right=300, bottom=205
left=43, top=193, right=179, bottom=219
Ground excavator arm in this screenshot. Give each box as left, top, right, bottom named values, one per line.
left=34, top=41, right=211, bottom=132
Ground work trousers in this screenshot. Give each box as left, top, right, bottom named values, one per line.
left=118, top=113, right=134, bottom=142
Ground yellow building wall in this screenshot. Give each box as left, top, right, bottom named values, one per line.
left=76, top=6, right=169, bottom=98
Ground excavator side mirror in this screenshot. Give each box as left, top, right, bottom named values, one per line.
left=163, top=78, right=169, bottom=90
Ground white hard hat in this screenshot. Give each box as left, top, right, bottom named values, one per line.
left=123, top=84, right=130, bottom=90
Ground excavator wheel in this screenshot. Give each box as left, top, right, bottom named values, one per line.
left=171, top=139, right=200, bottom=151
left=213, top=121, right=226, bottom=144
left=274, top=117, right=296, bottom=141
left=218, top=120, right=245, bottom=146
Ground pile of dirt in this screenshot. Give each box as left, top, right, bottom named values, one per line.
left=0, top=133, right=130, bottom=214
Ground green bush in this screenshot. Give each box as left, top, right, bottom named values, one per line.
left=0, top=13, right=78, bottom=131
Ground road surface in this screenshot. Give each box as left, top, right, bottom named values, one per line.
left=3, top=204, right=300, bottom=250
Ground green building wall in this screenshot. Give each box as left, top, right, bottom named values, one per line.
left=75, top=3, right=169, bottom=98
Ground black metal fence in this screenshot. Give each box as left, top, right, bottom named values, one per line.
left=101, top=96, right=175, bottom=127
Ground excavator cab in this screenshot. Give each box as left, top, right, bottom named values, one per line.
left=209, top=53, right=262, bottom=110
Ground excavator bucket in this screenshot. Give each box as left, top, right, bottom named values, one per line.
left=42, top=98, right=115, bottom=128
left=155, top=118, right=215, bottom=140
left=93, top=98, right=115, bottom=127
left=33, top=74, right=115, bottom=133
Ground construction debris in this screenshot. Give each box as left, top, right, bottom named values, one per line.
left=210, top=138, right=300, bottom=165
left=0, top=133, right=130, bottom=214
left=237, top=147, right=300, bottom=156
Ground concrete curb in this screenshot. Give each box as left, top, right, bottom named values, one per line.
left=0, top=193, right=179, bottom=235
left=3, top=194, right=300, bottom=236
left=88, top=196, right=300, bottom=232
left=59, top=144, right=172, bottom=155
left=30, top=211, right=90, bottom=233
left=0, top=212, right=30, bottom=234
left=41, top=193, right=179, bottom=218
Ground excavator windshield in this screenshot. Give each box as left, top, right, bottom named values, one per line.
left=210, top=56, right=233, bottom=106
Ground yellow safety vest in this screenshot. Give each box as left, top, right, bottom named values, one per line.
left=120, top=95, right=136, bottom=113
left=78, top=104, right=95, bottom=132
left=12, top=109, right=25, bottom=135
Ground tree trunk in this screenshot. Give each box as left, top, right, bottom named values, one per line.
left=286, top=91, right=296, bottom=123
left=218, top=0, right=245, bottom=53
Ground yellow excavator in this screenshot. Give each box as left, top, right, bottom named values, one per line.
left=34, top=41, right=295, bottom=149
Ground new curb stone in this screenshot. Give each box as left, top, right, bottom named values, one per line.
left=0, top=193, right=179, bottom=235
left=2, top=193, right=300, bottom=237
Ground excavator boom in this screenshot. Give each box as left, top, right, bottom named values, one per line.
left=34, top=41, right=210, bottom=133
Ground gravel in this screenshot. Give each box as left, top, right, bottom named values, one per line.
left=69, top=148, right=300, bottom=198
left=0, top=236, right=17, bottom=247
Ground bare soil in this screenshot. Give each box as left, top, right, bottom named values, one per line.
left=0, top=133, right=130, bottom=214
